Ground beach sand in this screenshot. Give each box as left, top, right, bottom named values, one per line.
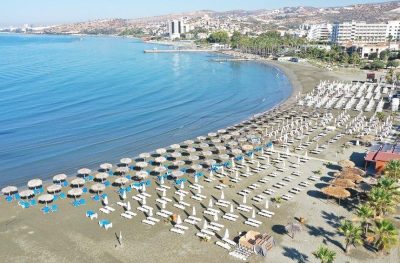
left=0, top=58, right=398, bottom=263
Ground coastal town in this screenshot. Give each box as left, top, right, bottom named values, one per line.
left=1, top=1, right=400, bottom=263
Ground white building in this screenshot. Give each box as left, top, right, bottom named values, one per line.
left=307, top=24, right=332, bottom=42
left=168, top=19, right=190, bottom=39
left=387, top=20, right=400, bottom=41
left=331, top=21, right=395, bottom=45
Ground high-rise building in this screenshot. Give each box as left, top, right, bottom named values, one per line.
left=307, top=24, right=332, bottom=42
left=387, top=21, right=400, bottom=41
left=331, top=21, right=390, bottom=44
left=168, top=19, right=188, bottom=39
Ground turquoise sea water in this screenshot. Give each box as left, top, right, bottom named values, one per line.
left=0, top=34, right=292, bottom=186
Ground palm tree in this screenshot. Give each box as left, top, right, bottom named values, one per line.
left=338, top=220, right=363, bottom=253
left=384, top=160, right=400, bottom=181
left=313, top=246, right=336, bottom=263
left=376, top=112, right=385, bottom=122
left=372, top=219, right=399, bottom=254
left=356, top=204, right=374, bottom=235
left=368, top=187, right=396, bottom=217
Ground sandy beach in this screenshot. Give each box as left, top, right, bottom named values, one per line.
left=1, top=56, right=399, bottom=263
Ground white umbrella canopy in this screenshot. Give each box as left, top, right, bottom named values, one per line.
left=100, top=163, right=113, bottom=170
left=221, top=134, right=231, bottom=141
left=171, top=170, right=184, bottom=178
left=242, top=144, right=254, bottom=152
left=238, top=137, right=248, bottom=143
left=171, top=152, right=182, bottom=158
left=68, top=188, right=83, bottom=198
left=186, top=147, right=196, bottom=153
left=77, top=168, right=91, bottom=175
left=114, top=177, right=129, bottom=185
left=19, top=189, right=34, bottom=199
left=173, top=160, right=185, bottom=166
left=53, top=173, right=67, bottom=182
left=217, top=129, right=227, bottom=134
left=27, top=179, right=43, bottom=189
left=208, top=132, right=217, bottom=137
left=184, top=140, right=194, bottom=145
left=188, top=155, right=200, bottom=161
left=135, top=162, right=148, bottom=168
left=70, top=178, right=85, bottom=187
left=215, top=145, right=227, bottom=151
left=219, top=154, right=230, bottom=160
left=1, top=186, right=18, bottom=195
left=47, top=184, right=62, bottom=193
left=116, top=167, right=129, bottom=174
left=120, top=158, right=132, bottom=165
left=211, top=138, right=222, bottom=144
left=230, top=131, right=240, bottom=137
left=38, top=194, right=54, bottom=204
left=170, top=144, right=181, bottom=149
left=156, top=148, right=167, bottom=155
left=139, top=152, right=151, bottom=159
left=136, top=171, right=149, bottom=179
left=155, top=156, right=167, bottom=163
left=199, top=142, right=209, bottom=148
left=204, top=159, right=217, bottom=166
left=197, top=136, right=207, bottom=141
left=91, top=183, right=106, bottom=193
left=231, top=148, right=243, bottom=155
left=203, top=150, right=213, bottom=156
left=95, top=172, right=109, bottom=181
left=154, top=166, right=167, bottom=173
left=228, top=141, right=239, bottom=147
left=191, top=164, right=203, bottom=170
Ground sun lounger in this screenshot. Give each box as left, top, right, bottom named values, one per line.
left=204, top=210, right=217, bottom=216
left=121, top=213, right=133, bottom=219
left=184, top=218, right=198, bottom=225
left=156, top=198, right=167, bottom=205
left=196, top=232, right=210, bottom=239
left=223, top=215, right=237, bottom=222
left=104, top=206, right=115, bottom=212
left=223, top=238, right=236, bottom=246
left=100, top=208, right=110, bottom=214
left=244, top=220, right=260, bottom=227
left=156, top=211, right=170, bottom=218
left=188, top=215, right=201, bottom=222
left=207, top=225, right=221, bottom=232
left=173, top=203, right=185, bottom=210
left=210, top=222, right=224, bottom=228
left=161, top=197, right=172, bottom=202
left=215, top=202, right=229, bottom=208
left=201, top=229, right=215, bottom=236
left=179, top=201, right=190, bottom=207
left=147, top=217, right=160, bottom=223
left=161, top=209, right=173, bottom=216
left=175, top=224, right=189, bottom=231
left=125, top=211, right=136, bottom=216
left=216, top=241, right=231, bottom=250
left=117, top=202, right=127, bottom=207
left=142, top=219, right=156, bottom=226
left=225, top=213, right=238, bottom=218
left=247, top=218, right=262, bottom=225
left=191, top=195, right=202, bottom=201
left=137, top=206, right=150, bottom=213
left=258, top=211, right=272, bottom=218
left=160, top=185, right=171, bottom=190
left=170, top=227, right=185, bottom=234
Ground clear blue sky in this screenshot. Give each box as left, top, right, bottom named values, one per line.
left=0, top=0, right=392, bottom=26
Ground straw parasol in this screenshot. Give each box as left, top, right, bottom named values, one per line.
left=338, top=160, right=355, bottom=168
left=95, top=172, right=109, bottom=182
left=120, top=158, right=132, bottom=165
left=336, top=171, right=364, bottom=183
left=171, top=170, right=184, bottom=178
left=19, top=189, right=34, bottom=199
left=361, top=135, right=375, bottom=144
left=70, top=178, right=85, bottom=187
left=136, top=171, right=149, bottom=179
left=68, top=188, right=83, bottom=198
left=1, top=186, right=18, bottom=195
left=114, top=177, right=129, bottom=185
left=47, top=184, right=62, bottom=193
left=38, top=194, right=54, bottom=204
left=342, top=167, right=365, bottom=176
left=77, top=168, right=91, bottom=176
left=27, top=179, right=43, bottom=189
left=322, top=186, right=351, bottom=199
left=53, top=173, right=67, bottom=183
left=331, top=178, right=356, bottom=188
left=91, top=183, right=106, bottom=193
left=100, top=163, right=113, bottom=170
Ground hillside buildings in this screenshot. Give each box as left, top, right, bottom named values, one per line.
left=168, top=19, right=190, bottom=39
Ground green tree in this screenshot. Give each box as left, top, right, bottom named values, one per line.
left=384, top=161, right=400, bottom=181
left=356, top=204, right=374, bottom=235
left=349, top=53, right=361, bottom=65
left=338, top=220, right=363, bottom=253
left=369, top=59, right=386, bottom=70
left=380, top=50, right=389, bottom=62
left=387, top=60, right=400, bottom=68
left=339, top=52, right=350, bottom=64
left=376, top=112, right=385, bottom=122
left=313, top=246, right=336, bottom=263
left=372, top=219, right=399, bottom=253
left=368, top=187, right=396, bottom=217
left=207, top=31, right=230, bottom=44
left=230, top=31, right=242, bottom=48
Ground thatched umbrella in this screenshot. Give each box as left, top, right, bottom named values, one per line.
left=361, top=135, right=375, bottom=145
left=338, top=160, right=355, bottom=168
left=342, top=167, right=365, bottom=176
left=285, top=222, right=302, bottom=239
left=336, top=171, right=364, bottom=183
left=331, top=178, right=356, bottom=188
left=322, top=186, right=351, bottom=199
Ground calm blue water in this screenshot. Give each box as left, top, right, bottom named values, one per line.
left=0, top=33, right=292, bottom=187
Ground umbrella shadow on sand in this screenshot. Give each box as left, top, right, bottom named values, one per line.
left=271, top=224, right=287, bottom=235
left=305, top=224, right=343, bottom=250
left=321, top=211, right=345, bottom=229
left=282, top=246, right=309, bottom=263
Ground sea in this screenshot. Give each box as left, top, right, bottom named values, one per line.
left=0, top=33, right=292, bottom=187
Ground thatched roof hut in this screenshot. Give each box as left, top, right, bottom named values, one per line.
left=338, top=160, right=355, bottom=168
left=331, top=178, right=356, bottom=188
left=322, top=186, right=351, bottom=199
